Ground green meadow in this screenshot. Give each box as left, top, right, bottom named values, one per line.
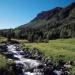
left=0, top=37, right=7, bottom=68
left=0, top=54, right=7, bottom=68
left=21, top=38, right=75, bottom=74
left=22, top=38, right=75, bottom=61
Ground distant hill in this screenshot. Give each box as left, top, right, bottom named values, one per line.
left=0, top=2, right=75, bottom=42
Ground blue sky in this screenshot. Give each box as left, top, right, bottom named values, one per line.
left=0, top=0, right=75, bottom=29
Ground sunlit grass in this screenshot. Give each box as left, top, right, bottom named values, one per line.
left=22, top=38, right=75, bottom=74
left=0, top=37, right=7, bottom=43
left=22, top=38, right=75, bottom=61
left=0, top=54, right=7, bottom=68
left=0, top=37, right=7, bottom=68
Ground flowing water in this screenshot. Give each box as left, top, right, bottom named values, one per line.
left=7, top=44, right=44, bottom=75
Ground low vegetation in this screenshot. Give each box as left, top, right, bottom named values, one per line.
left=21, top=38, right=75, bottom=61
left=0, top=37, right=75, bottom=74
left=0, top=54, right=7, bottom=68
left=21, top=38, right=75, bottom=74
left=0, top=37, right=7, bottom=44
left=0, top=37, right=10, bottom=69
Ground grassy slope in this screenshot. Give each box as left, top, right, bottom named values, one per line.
left=22, top=38, right=75, bottom=61
left=0, top=37, right=7, bottom=68
left=0, top=55, right=7, bottom=68
left=22, top=38, right=75, bottom=74
left=0, top=37, right=7, bottom=43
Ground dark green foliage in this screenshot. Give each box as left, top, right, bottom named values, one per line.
left=0, top=2, right=75, bottom=42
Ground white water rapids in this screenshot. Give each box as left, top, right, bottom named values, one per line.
left=7, top=44, right=43, bottom=75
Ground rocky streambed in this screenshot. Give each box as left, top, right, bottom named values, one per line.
left=0, top=43, right=73, bottom=75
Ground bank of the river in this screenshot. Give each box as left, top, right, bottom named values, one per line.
left=0, top=43, right=73, bottom=75
left=0, top=54, right=7, bottom=68
left=21, top=38, right=75, bottom=61
left=0, top=37, right=75, bottom=74
left=21, top=38, right=75, bottom=74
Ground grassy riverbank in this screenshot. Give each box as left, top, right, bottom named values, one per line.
left=0, top=54, right=7, bottom=68
left=22, top=38, right=75, bottom=61
left=0, top=37, right=75, bottom=61
left=0, top=37, right=75, bottom=74
left=21, top=38, right=75, bottom=74
left=0, top=37, right=6, bottom=68
left=0, top=37, right=7, bottom=43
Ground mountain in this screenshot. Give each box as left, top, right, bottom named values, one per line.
left=18, top=2, right=75, bottom=29
left=0, top=2, right=75, bottom=42
left=18, top=7, right=63, bottom=29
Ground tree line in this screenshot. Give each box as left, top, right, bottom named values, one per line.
left=0, top=22, right=75, bottom=42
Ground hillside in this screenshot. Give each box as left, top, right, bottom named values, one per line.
left=18, top=2, right=75, bottom=30
left=17, top=2, right=75, bottom=40
left=0, top=2, right=75, bottom=42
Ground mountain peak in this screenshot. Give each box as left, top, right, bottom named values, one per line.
left=32, top=7, right=63, bottom=21
left=18, top=2, right=75, bottom=29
